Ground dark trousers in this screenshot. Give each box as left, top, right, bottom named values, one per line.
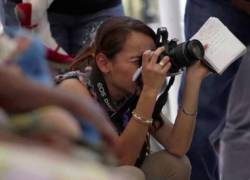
left=48, top=4, right=124, bottom=56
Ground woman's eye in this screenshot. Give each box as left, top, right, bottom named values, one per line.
left=131, top=57, right=142, bottom=65
left=132, top=60, right=141, bottom=66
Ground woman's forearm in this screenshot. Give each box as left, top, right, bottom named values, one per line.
left=165, top=75, right=202, bottom=156
left=115, top=87, right=158, bottom=165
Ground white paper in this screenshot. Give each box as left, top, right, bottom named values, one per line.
left=191, top=17, right=247, bottom=74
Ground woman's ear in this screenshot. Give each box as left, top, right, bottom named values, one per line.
left=95, top=53, right=111, bottom=74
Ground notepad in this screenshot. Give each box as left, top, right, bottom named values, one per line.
left=191, top=17, right=247, bottom=74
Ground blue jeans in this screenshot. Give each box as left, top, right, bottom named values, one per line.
left=2, top=0, right=19, bottom=28
left=48, top=4, right=124, bottom=56
left=0, top=0, right=5, bottom=24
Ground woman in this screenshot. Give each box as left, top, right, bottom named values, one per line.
left=56, top=16, right=210, bottom=180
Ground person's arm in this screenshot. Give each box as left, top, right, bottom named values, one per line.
left=58, top=48, right=171, bottom=165
left=152, top=61, right=209, bottom=157
left=0, top=66, right=118, bottom=146
left=59, top=78, right=160, bottom=165
left=112, top=47, right=174, bottom=165
left=59, top=79, right=159, bottom=165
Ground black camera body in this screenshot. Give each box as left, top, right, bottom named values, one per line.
left=156, top=27, right=205, bottom=75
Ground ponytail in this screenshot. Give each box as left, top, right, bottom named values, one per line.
left=70, top=44, right=96, bottom=71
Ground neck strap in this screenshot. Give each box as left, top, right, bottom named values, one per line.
left=90, top=65, right=118, bottom=112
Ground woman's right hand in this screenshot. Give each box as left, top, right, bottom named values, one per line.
left=141, top=47, right=171, bottom=93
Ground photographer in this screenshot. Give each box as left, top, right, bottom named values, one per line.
left=56, top=16, right=210, bottom=180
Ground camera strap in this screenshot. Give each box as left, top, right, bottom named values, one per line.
left=90, top=65, right=138, bottom=117
left=152, top=76, right=175, bottom=120
left=90, top=65, right=119, bottom=113
left=90, top=65, right=140, bottom=133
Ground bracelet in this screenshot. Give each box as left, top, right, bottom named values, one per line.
left=131, top=111, right=153, bottom=125
left=181, top=106, right=197, bottom=117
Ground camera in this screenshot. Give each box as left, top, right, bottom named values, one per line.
left=156, top=27, right=204, bottom=75
left=132, top=27, right=205, bottom=82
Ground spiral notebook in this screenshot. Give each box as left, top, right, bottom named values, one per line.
left=191, top=17, right=247, bottom=74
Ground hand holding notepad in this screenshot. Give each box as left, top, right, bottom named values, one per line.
left=191, top=17, right=247, bottom=74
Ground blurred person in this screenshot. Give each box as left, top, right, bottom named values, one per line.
left=2, top=0, right=20, bottom=27
left=0, top=31, right=117, bottom=147
left=0, top=28, right=53, bottom=86
left=141, top=0, right=157, bottom=23
left=0, top=67, right=144, bottom=179
left=220, top=46, right=250, bottom=180
left=0, top=27, right=147, bottom=180
left=56, top=16, right=213, bottom=180
left=180, top=0, right=250, bottom=179
left=0, top=114, right=141, bottom=180
left=0, top=106, right=82, bottom=151
left=47, top=0, right=124, bottom=56
left=14, top=0, right=73, bottom=74
left=0, top=0, right=72, bottom=74
left=220, top=1, right=250, bottom=180
left=0, top=0, right=4, bottom=25
left=0, top=142, right=118, bottom=180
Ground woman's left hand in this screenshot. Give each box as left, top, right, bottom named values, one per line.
left=186, top=60, right=211, bottom=81
left=186, top=45, right=212, bottom=81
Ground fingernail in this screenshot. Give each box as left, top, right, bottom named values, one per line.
left=164, top=56, right=170, bottom=61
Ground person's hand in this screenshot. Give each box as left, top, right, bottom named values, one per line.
left=141, top=47, right=171, bottom=93
left=186, top=61, right=211, bottom=81
left=232, top=0, right=250, bottom=14
left=186, top=45, right=212, bottom=81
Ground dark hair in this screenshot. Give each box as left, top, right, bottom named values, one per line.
left=70, top=16, right=156, bottom=71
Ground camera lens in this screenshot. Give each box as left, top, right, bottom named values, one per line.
left=186, top=39, right=204, bottom=60
left=166, top=39, right=204, bottom=74
left=155, top=27, right=205, bottom=75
